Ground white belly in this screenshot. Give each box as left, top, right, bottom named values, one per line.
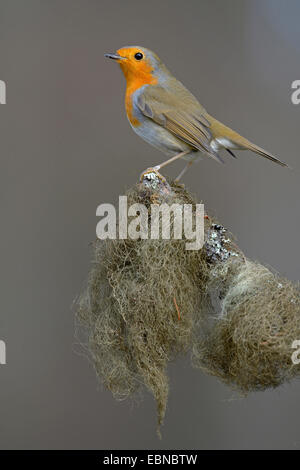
left=131, top=118, right=192, bottom=156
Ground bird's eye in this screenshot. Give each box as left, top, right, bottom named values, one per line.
left=134, top=52, right=143, bottom=61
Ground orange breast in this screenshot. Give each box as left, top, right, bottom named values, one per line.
left=123, top=72, right=157, bottom=127
left=125, top=77, right=157, bottom=127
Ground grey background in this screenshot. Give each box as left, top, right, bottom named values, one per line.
left=0, top=0, right=299, bottom=449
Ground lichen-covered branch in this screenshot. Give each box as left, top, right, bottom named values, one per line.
left=75, top=169, right=300, bottom=436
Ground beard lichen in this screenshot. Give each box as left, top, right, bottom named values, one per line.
left=75, top=177, right=300, bottom=436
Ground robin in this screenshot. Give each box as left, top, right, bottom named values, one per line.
left=105, top=46, right=288, bottom=180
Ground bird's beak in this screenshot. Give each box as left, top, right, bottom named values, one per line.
left=104, top=53, right=126, bottom=61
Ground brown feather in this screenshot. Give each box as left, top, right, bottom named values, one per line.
left=138, top=78, right=288, bottom=167
left=137, top=85, right=224, bottom=163
left=207, top=114, right=288, bottom=167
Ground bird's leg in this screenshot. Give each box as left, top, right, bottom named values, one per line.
left=153, top=150, right=190, bottom=171
left=175, top=161, right=194, bottom=182
left=140, top=150, right=190, bottom=184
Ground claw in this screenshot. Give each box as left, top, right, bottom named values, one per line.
left=140, top=167, right=166, bottom=184
left=140, top=167, right=172, bottom=196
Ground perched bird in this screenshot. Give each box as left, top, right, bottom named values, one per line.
left=105, top=46, right=288, bottom=179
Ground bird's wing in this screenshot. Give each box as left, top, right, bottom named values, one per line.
left=136, top=85, right=224, bottom=163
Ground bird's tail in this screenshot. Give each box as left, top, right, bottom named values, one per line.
left=239, top=140, right=288, bottom=167
left=208, top=115, right=289, bottom=168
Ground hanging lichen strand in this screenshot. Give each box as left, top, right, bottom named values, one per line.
left=75, top=172, right=300, bottom=436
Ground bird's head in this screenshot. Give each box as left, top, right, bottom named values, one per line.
left=105, top=46, right=167, bottom=85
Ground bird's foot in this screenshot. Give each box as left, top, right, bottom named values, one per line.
left=139, top=167, right=172, bottom=196
left=140, top=167, right=166, bottom=184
